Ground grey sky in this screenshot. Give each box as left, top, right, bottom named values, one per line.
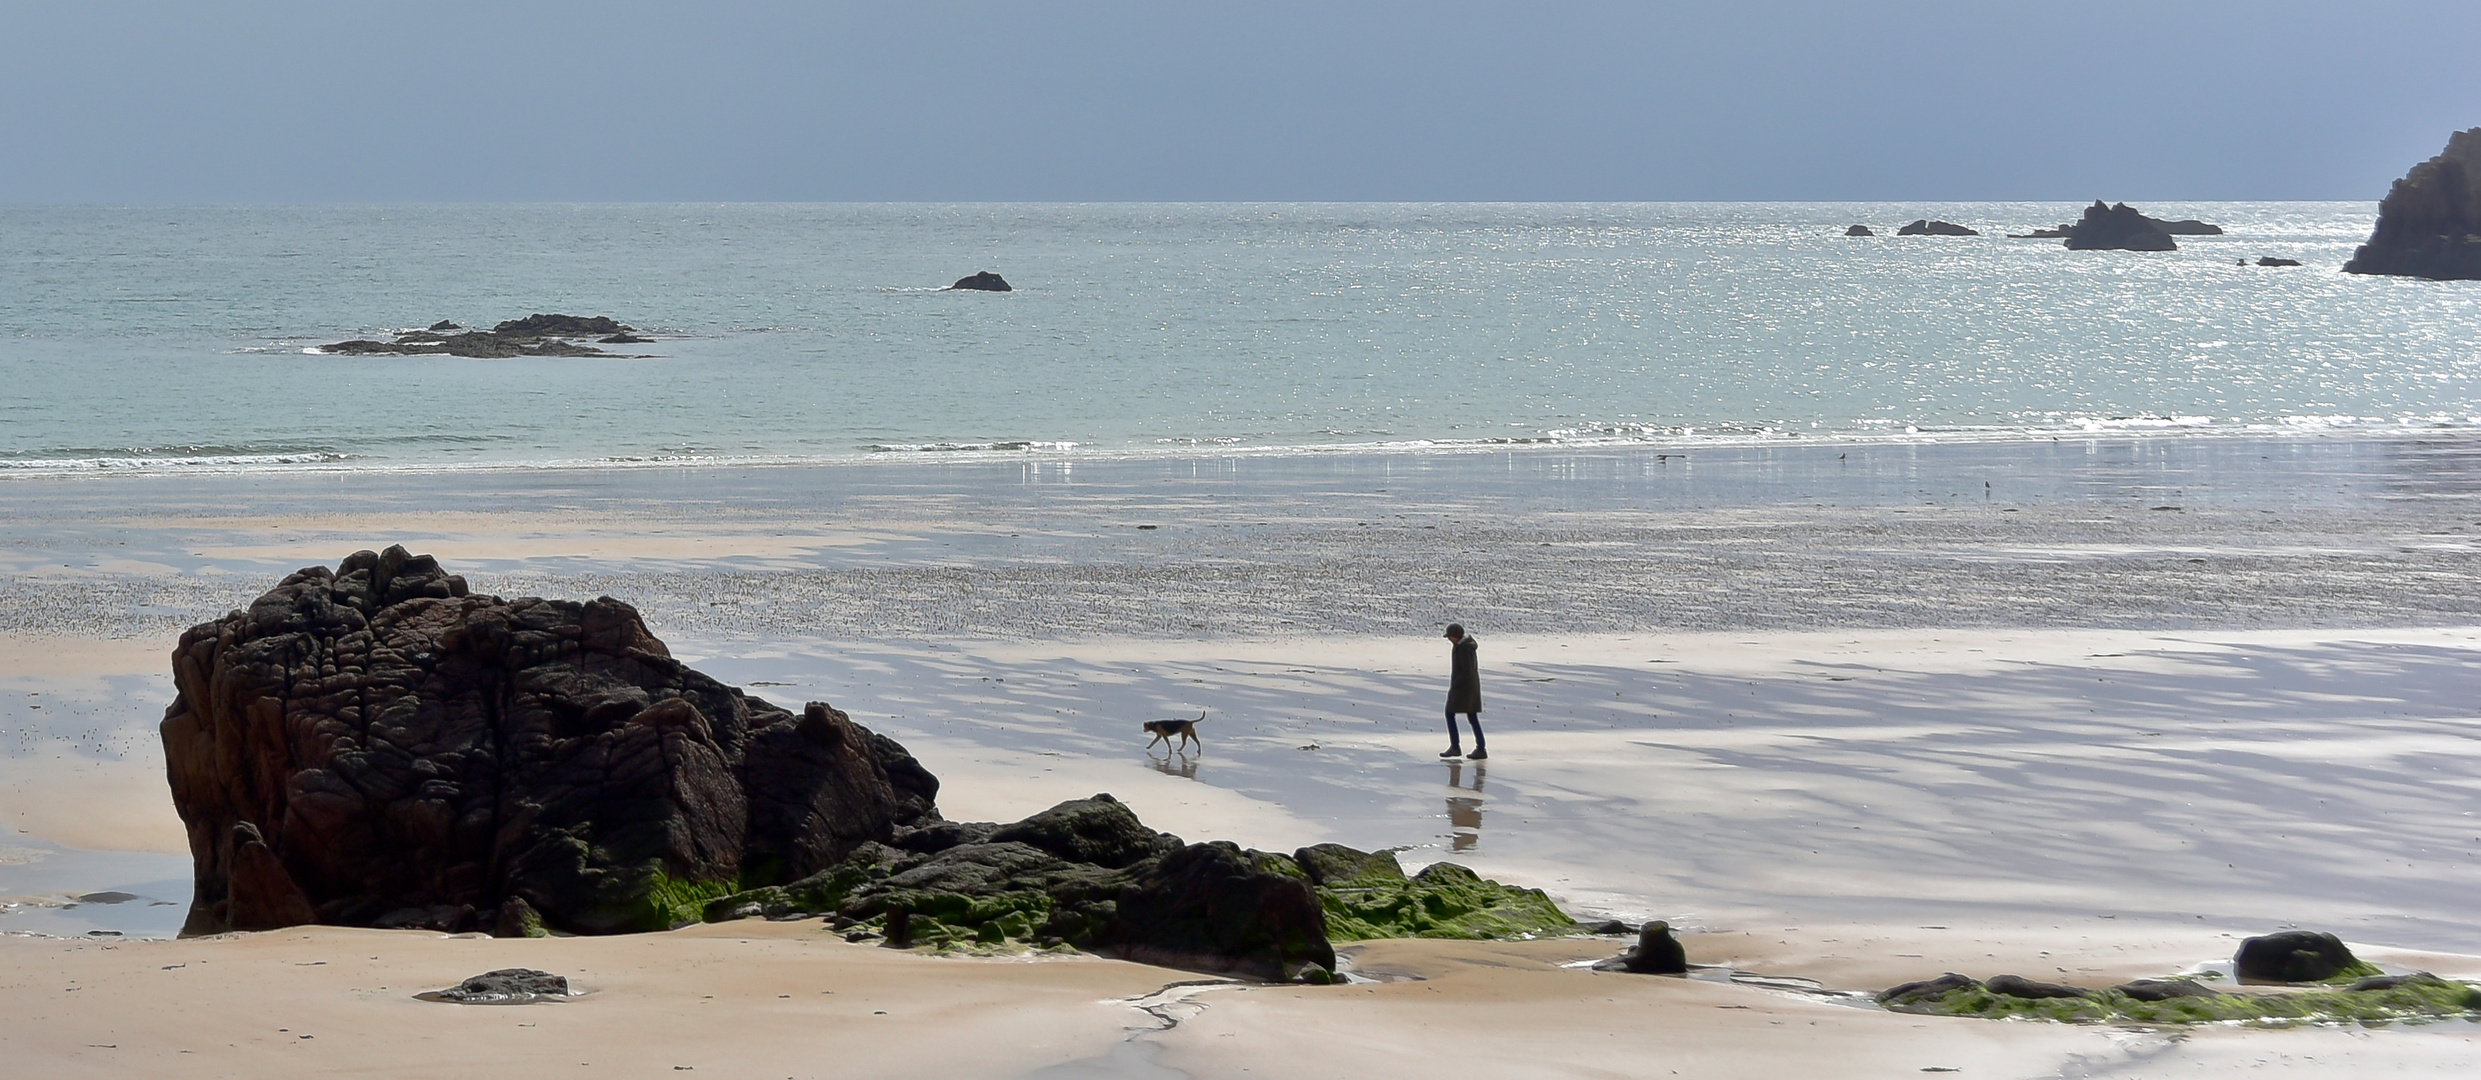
left=4, top=1, right=2475, bottom=202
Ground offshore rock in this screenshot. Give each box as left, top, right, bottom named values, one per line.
left=2063, top=201, right=2177, bottom=251
left=1844, top=225, right=1874, bottom=236
left=2147, top=216, right=2223, bottom=235
left=318, top=314, right=644, bottom=358
left=2256, top=256, right=2304, bottom=267
left=2344, top=127, right=2481, bottom=280
left=161, top=547, right=940, bottom=936
left=1897, top=219, right=1979, bottom=236
left=949, top=271, right=1013, bottom=291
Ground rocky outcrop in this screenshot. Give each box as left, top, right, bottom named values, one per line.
left=2345, top=127, right=2481, bottom=280
left=2256, top=256, right=2304, bottom=267
left=318, top=314, right=646, bottom=358
left=2008, top=226, right=2073, bottom=239
left=1844, top=225, right=1874, bottom=236
left=704, top=799, right=1578, bottom=981
left=2147, top=216, right=2223, bottom=236
left=1897, top=219, right=1979, bottom=236
left=949, top=271, right=1012, bottom=292
left=161, top=547, right=941, bottom=937
left=2063, top=201, right=2177, bottom=251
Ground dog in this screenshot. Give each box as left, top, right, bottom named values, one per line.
left=1143, top=710, right=1207, bottom=754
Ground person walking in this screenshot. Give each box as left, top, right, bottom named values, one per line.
left=1441, top=623, right=1486, bottom=759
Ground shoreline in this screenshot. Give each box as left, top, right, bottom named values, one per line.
left=5, top=423, right=2479, bottom=481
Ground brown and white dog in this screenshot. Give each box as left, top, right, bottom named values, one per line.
left=1143, top=710, right=1207, bottom=753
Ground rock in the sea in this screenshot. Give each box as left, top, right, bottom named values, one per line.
left=2007, top=225, right=2073, bottom=239
left=2146, top=216, right=2223, bottom=236
left=1897, top=219, right=1979, bottom=237
left=2345, top=128, right=2481, bottom=280
left=493, top=314, right=631, bottom=337
left=2256, top=256, right=2304, bottom=267
left=2234, top=930, right=2361, bottom=983
left=598, top=333, right=653, bottom=344
left=1591, top=919, right=1688, bottom=974
left=318, top=314, right=642, bottom=358
left=2063, top=201, right=2177, bottom=251
left=950, top=271, right=1013, bottom=292
left=1845, top=225, right=1874, bottom=237
left=427, top=968, right=571, bottom=1004
left=161, top=546, right=942, bottom=936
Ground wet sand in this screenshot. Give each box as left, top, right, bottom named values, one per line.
left=4, top=439, right=2480, bottom=1075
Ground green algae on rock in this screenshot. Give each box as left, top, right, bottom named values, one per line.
left=699, top=801, right=1579, bottom=978
left=1290, top=845, right=1578, bottom=942
left=1882, top=973, right=2481, bottom=1026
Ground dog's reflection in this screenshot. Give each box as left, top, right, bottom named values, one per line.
left=1148, top=751, right=1200, bottom=780
left=1445, top=760, right=1485, bottom=852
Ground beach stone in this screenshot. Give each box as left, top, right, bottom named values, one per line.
left=1896, top=219, right=1978, bottom=236
left=2234, top=930, right=2358, bottom=982
left=1293, top=843, right=1407, bottom=888
left=2347, top=972, right=2441, bottom=992
left=160, top=546, right=942, bottom=936
left=2345, top=127, right=2481, bottom=280
left=1878, top=972, right=1979, bottom=1005
left=430, top=968, right=571, bottom=1004
left=2063, top=201, right=2177, bottom=251
left=1591, top=919, right=1687, bottom=974
left=950, top=271, right=1013, bottom=291
left=1844, top=225, right=1874, bottom=236
left=2113, top=978, right=2222, bottom=1001
left=1985, top=973, right=2092, bottom=999
left=1586, top=918, right=1631, bottom=936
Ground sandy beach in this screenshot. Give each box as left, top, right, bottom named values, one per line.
left=5, top=440, right=2480, bottom=1076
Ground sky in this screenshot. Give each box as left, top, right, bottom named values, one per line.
left=2, top=1, right=2477, bottom=203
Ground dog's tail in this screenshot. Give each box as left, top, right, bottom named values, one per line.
left=1192, top=709, right=1207, bottom=724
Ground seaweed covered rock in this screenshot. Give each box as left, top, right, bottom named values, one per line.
left=160, top=547, right=940, bottom=937
left=2063, top=201, right=2177, bottom=251
left=2234, top=930, right=2372, bottom=983
left=1296, top=845, right=1578, bottom=941
left=703, top=796, right=1332, bottom=980
left=2345, top=127, right=2481, bottom=280
left=702, top=810, right=1574, bottom=981
left=1881, top=969, right=2481, bottom=1025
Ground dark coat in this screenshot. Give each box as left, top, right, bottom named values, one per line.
left=1446, top=636, right=1481, bottom=713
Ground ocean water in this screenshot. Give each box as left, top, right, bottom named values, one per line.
left=1, top=201, right=2476, bottom=474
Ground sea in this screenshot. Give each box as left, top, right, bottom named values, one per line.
left=3, top=201, right=2475, bottom=476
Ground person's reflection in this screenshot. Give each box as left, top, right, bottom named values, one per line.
left=1148, top=752, right=1199, bottom=780
left=1445, top=760, right=1486, bottom=852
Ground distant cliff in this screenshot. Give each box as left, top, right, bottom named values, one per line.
left=2344, top=128, right=2481, bottom=281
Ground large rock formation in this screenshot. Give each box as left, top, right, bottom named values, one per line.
left=163, top=548, right=1579, bottom=981
left=2345, top=127, right=2481, bottom=280
left=162, top=547, right=941, bottom=937
left=2063, top=201, right=2177, bottom=251
left=949, top=271, right=1013, bottom=292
